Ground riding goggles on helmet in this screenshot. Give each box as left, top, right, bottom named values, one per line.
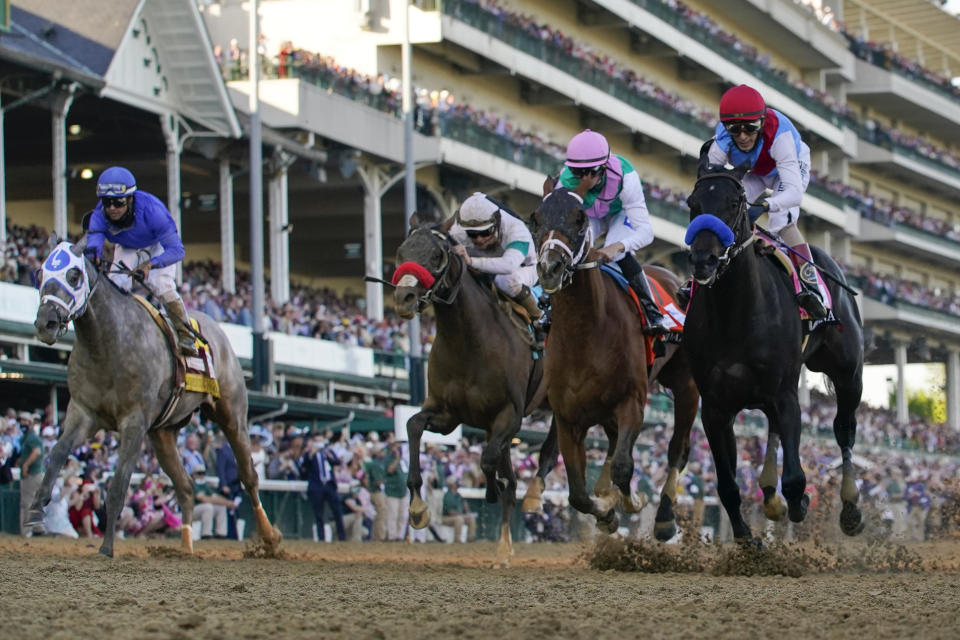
left=724, top=120, right=763, bottom=135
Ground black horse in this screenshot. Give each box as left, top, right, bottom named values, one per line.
left=393, top=222, right=546, bottom=567
left=684, top=162, right=865, bottom=543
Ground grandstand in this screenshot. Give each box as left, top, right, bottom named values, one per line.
left=0, top=0, right=959, bottom=437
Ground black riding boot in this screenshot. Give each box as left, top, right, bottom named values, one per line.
left=163, top=298, right=200, bottom=357
left=617, top=255, right=669, bottom=336
left=511, top=285, right=543, bottom=323
left=676, top=279, right=692, bottom=308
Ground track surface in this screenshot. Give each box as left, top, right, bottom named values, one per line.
left=2, top=535, right=958, bottom=639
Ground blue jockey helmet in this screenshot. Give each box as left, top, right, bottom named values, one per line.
left=96, top=167, right=138, bottom=198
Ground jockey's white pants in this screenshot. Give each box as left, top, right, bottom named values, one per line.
left=744, top=146, right=811, bottom=233
left=493, top=264, right=538, bottom=298
left=109, top=242, right=180, bottom=304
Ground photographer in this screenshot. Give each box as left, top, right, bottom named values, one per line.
left=300, top=433, right=345, bottom=541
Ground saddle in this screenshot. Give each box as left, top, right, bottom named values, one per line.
left=754, top=235, right=837, bottom=332
left=133, top=295, right=220, bottom=399
left=494, top=288, right=543, bottom=355
left=599, top=265, right=685, bottom=365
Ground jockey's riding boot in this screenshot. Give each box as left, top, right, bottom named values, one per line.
left=513, top=285, right=543, bottom=323
left=676, top=279, right=693, bottom=309
left=164, top=298, right=201, bottom=357
left=790, top=243, right=828, bottom=320
left=626, top=272, right=670, bottom=336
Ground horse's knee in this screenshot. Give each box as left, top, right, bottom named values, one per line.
left=611, top=459, right=633, bottom=489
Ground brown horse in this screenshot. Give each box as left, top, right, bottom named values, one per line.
left=393, top=221, right=546, bottom=566
left=527, top=183, right=700, bottom=536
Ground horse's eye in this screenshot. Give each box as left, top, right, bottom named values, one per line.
left=65, top=267, right=82, bottom=288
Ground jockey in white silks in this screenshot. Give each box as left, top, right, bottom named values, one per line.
left=705, top=84, right=827, bottom=319
left=450, top=192, right=542, bottom=322
left=554, top=129, right=669, bottom=335
left=85, top=166, right=200, bottom=356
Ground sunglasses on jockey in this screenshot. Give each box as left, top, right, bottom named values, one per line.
left=724, top=119, right=763, bottom=135
left=465, top=227, right=496, bottom=239
left=569, top=165, right=605, bottom=179
left=101, top=196, right=129, bottom=209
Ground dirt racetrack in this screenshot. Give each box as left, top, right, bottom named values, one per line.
left=2, top=535, right=959, bottom=640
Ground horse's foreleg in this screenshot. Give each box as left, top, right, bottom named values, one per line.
left=611, top=404, right=645, bottom=514
left=758, top=432, right=786, bottom=522
left=522, top=416, right=559, bottom=513
left=405, top=410, right=434, bottom=529
left=217, top=401, right=281, bottom=554
left=557, top=419, right=617, bottom=533
left=494, top=430, right=520, bottom=568
left=100, top=416, right=148, bottom=558
left=833, top=374, right=865, bottom=536
left=149, top=427, right=196, bottom=554
left=775, top=393, right=808, bottom=524
left=27, top=403, right=92, bottom=530
left=655, top=376, right=698, bottom=541
left=593, top=422, right=617, bottom=500
left=702, top=404, right=753, bottom=543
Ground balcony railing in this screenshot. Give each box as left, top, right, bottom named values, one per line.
left=437, top=114, right=563, bottom=175
left=442, top=0, right=713, bottom=140
left=846, top=273, right=960, bottom=324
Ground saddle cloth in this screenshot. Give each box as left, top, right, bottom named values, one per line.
left=755, top=234, right=834, bottom=322
left=133, top=295, right=220, bottom=398
left=599, top=265, right=684, bottom=365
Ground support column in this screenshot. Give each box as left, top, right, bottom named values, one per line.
left=219, top=158, right=236, bottom=294
left=947, top=349, right=960, bottom=431
left=160, top=114, right=182, bottom=281
left=268, top=149, right=294, bottom=305
left=356, top=161, right=406, bottom=323
left=894, top=341, right=908, bottom=425
left=51, top=87, right=76, bottom=239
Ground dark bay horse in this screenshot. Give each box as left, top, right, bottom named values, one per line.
left=529, top=186, right=700, bottom=537
left=394, top=223, right=546, bottom=566
left=684, top=162, right=864, bottom=543
left=28, top=235, right=281, bottom=557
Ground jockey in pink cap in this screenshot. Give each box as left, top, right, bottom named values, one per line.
left=556, top=129, right=668, bottom=335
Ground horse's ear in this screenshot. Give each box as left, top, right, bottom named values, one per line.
left=81, top=210, right=94, bottom=232
left=408, top=212, right=421, bottom=230
left=732, top=161, right=750, bottom=181
left=47, top=232, right=59, bottom=249
left=542, top=174, right=557, bottom=198
left=437, top=215, right=455, bottom=234
left=696, top=138, right=714, bottom=178
left=71, top=234, right=88, bottom=257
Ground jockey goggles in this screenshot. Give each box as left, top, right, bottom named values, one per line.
left=569, top=165, right=604, bottom=179
left=466, top=227, right=496, bottom=239
left=101, top=196, right=129, bottom=209
left=724, top=120, right=763, bottom=135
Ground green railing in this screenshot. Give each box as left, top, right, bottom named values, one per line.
left=646, top=197, right=689, bottom=227
left=437, top=115, right=563, bottom=175
left=632, top=0, right=850, bottom=129
left=805, top=180, right=846, bottom=209
left=442, top=0, right=713, bottom=140
left=846, top=274, right=960, bottom=325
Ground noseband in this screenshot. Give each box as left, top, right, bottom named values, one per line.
left=38, top=244, right=100, bottom=339
left=535, top=193, right=601, bottom=293
left=394, top=230, right=463, bottom=312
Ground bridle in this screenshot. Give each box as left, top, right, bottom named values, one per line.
left=395, top=229, right=464, bottom=313
left=37, top=242, right=101, bottom=339
left=689, top=171, right=757, bottom=286
left=535, top=192, right=600, bottom=294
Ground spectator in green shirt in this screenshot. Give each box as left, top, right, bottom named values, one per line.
left=383, top=441, right=408, bottom=541
left=191, top=466, right=233, bottom=538
left=441, top=476, right=477, bottom=542
left=19, top=413, right=44, bottom=536
left=364, top=445, right=388, bottom=541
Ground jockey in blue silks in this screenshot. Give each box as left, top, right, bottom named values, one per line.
left=705, top=84, right=827, bottom=319
left=555, top=129, right=669, bottom=335
left=86, top=166, right=199, bottom=356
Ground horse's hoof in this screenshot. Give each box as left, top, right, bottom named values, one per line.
left=409, top=508, right=431, bottom=530
left=520, top=497, right=542, bottom=514
left=763, top=494, right=787, bottom=522
left=98, top=546, right=114, bottom=558
left=596, top=510, right=619, bottom=534
left=653, top=520, right=677, bottom=542
left=734, top=536, right=763, bottom=550
left=788, top=494, right=810, bottom=523
left=840, top=501, right=865, bottom=536
left=25, top=509, right=44, bottom=527
left=620, top=491, right=647, bottom=514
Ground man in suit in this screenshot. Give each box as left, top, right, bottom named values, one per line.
left=300, top=434, right=345, bottom=541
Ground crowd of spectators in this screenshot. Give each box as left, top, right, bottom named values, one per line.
left=843, top=263, right=960, bottom=318
left=4, top=384, right=959, bottom=543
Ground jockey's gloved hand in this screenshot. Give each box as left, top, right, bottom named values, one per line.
left=747, top=200, right=770, bottom=223
left=133, top=260, right=152, bottom=281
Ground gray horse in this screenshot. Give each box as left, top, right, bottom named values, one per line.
left=27, top=234, right=281, bottom=557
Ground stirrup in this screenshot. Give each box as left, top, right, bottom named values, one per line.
left=178, top=336, right=200, bottom=357
left=797, top=290, right=827, bottom=320
left=642, top=316, right=670, bottom=336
